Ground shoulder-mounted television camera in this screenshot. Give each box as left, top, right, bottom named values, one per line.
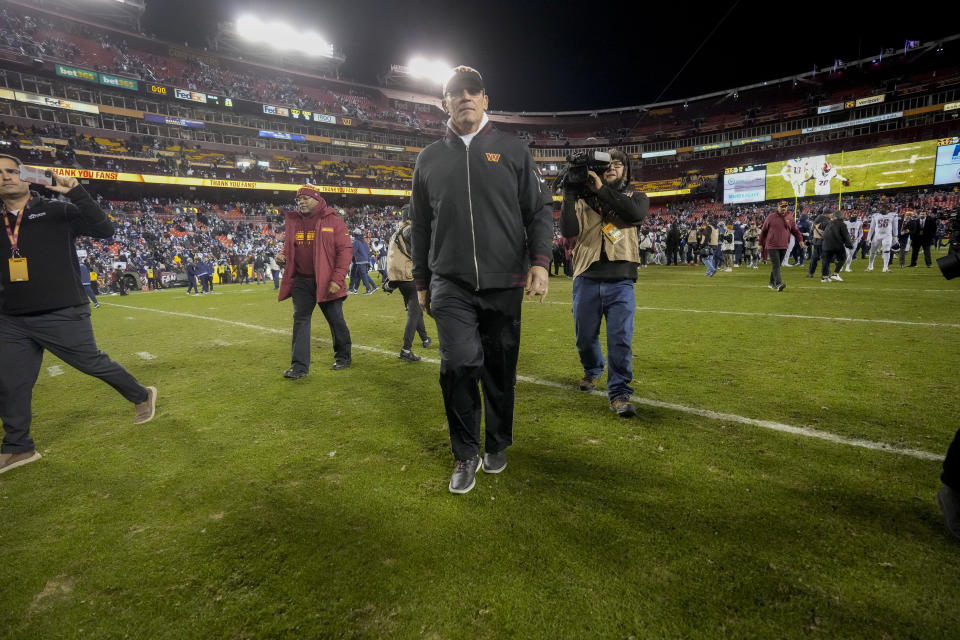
left=555, top=151, right=610, bottom=196
left=936, top=210, right=960, bottom=280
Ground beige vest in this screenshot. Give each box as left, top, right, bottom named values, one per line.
left=386, top=222, right=413, bottom=282
left=571, top=199, right=640, bottom=278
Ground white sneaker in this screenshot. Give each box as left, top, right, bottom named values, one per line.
left=830, top=274, right=843, bottom=281
left=865, top=267, right=873, bottom=272
left=844, top=267, right=852, bottom=272
left=882, top=268, right=890, bottom=273
left=724, top=268, right=732, bottom=272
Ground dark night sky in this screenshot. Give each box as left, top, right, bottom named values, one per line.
left=142, top=0, right=948, bottom=112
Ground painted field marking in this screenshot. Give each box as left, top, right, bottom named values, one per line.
left=541, top=301, right=960, bottom=329
left=103, top=302, right=943, bottom=462
left=136, top=352, right=157, bottom=360
left=47, top=366, right=64, bottom=377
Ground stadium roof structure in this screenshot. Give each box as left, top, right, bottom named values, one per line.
left=28, top=0, right=145, bottom=32
left=489, top=33, right=960, bottom=118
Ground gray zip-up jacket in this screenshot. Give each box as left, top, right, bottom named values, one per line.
left=410, top=122, right=553, bottom=291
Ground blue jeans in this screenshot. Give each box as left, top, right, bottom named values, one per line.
left=572, top=277, right=635, bottom=401
left=703, top=255, right=716, bottom=276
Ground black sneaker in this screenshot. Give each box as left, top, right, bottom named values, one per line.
left=283, top=368, right=307, bottom=379
left=449, top=454, right=482, bottom=494
left=610, top=397, right=637, bottom=418
left=331, top=361, right=351, bottom=370
left=399, top=349, right=421, bottom=362
left=483, top=450, right=507, bottom=474
left=421, top=337, right=432, bottom=348
left=776, top=283, right=786, bottom=292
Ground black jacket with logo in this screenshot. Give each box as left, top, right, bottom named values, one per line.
left=410, top=122, right=553, bottom=291
left=1, top=186, right=113, bottom=315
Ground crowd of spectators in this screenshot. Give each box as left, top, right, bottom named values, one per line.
left=0, top=7, right=445, bottom=134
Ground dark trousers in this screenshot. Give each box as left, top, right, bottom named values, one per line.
left=807, top=244, right=822, bottom=276
left=187, top=276, right=198, bottom=294
left=397, top=281, right=428, bottom=350
left=291, top=277, right=351, bottom=371
left=943, top=429, right=960, bottom=491
left=821, top=249, right=845, bottom=277
left=0, top=306, right=147, bottom=453
left=734, top=243, right=743, bottom=265
left=910, top=241, right=932, bottom=267
left=83, top=284, right=98, bottom=305
left=767, top=249, right=786, bottom=286
left=430, top=276, right=522, bottom=460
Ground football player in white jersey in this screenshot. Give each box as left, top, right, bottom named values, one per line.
left=803, top=160, right=849, bottom=196
left=780, top=157, right=810, bottom=198
left=865, top=208, right=899, bottom=272
left=842, top=211, right=863, bottom=272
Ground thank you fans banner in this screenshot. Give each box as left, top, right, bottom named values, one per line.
left=35, top=166, right=411, bottom=197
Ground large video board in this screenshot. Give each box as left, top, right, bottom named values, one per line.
left=934, top=136, right=960, bottom=186
left=723, top=164, right=766, bottom=204
left=765, top=140, right=939, bottom=200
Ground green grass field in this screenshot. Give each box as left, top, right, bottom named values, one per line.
left=3, top=254, right=960, bottom=639
left=766, top=139, right=940, bottom=200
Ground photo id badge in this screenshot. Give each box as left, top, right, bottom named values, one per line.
left=8, top=257, right=28, bottom=282
left=601, top=223, right=624, bottom=245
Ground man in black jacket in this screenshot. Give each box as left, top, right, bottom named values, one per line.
left=411, top=66, right=553, bottom=494
left=0, top=155, right=157, bottom=475
left=908, top=210, right=937, bottom=267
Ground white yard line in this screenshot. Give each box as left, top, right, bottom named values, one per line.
left=47, top=365, right=64, bottom=377
left=103, top=302, right=944, bottom=462
left=541, top=301, right=960, bottom=329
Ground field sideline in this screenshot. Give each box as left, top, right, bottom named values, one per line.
left=3, top=258, right=959, bottom=639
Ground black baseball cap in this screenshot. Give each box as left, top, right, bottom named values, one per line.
left=442, top=66, right=484, bottom=96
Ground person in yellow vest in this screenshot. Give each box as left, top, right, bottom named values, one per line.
left=559, top=148, right=649, bottom=417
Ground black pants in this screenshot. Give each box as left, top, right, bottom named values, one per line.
left=291, top=277, right=352, bottom=371
left=767, top=249, right=786, bottom=286
left=807, top=244, right=822, bottom=276
left=821, top=248, right=845, bottom=277
left=430, top=276, right=522, bottom=460
left=396, top=281, right=428, bottom=350
left=943, top=429, right=960, bottom=491
left=0, top=305, right=148, bottom=453
left=910, top=241, right=932, bottom=267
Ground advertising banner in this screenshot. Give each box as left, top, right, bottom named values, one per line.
left=144, top=113, right=205, bottom=128
left=175, top=88, right=207, bottom=104
left=14, top=91, right=99, bottom=114
left=55, top=64, right=98, bottom=83
left=259, top=130, right=306, bottom=142
left=817, top=103, right=845, bottom=114
left=314, top=113, right=337, bottom=124
left=263, top=104, right=290, bottom=117
left=100, top=74, right=139, bottom=91
left=40, top=166, right=411, bottom=196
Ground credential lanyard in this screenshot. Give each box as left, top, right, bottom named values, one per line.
left=3, top=210, right=23, bottom=257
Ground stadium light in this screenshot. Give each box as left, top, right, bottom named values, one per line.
left=235, top=14, right=335, bottom=58
left=407, top=57, right=451, bottom=86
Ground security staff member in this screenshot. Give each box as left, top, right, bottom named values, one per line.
left=386, top=204, right=431, bottom=362
left=0, top=154, right=157, bottom=475
left=560, top=149, right=648, bottom=417
left=411, top=66, right=553, bottom=494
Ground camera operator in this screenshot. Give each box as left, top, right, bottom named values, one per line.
left=560, top=149, right=648, bottom=417
left=384, top=204, right=432, bottom=362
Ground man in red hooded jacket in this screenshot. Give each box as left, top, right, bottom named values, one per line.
left=276, top=185, right=353, bottom=377
left=759, top=201, right=806, bottom=292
